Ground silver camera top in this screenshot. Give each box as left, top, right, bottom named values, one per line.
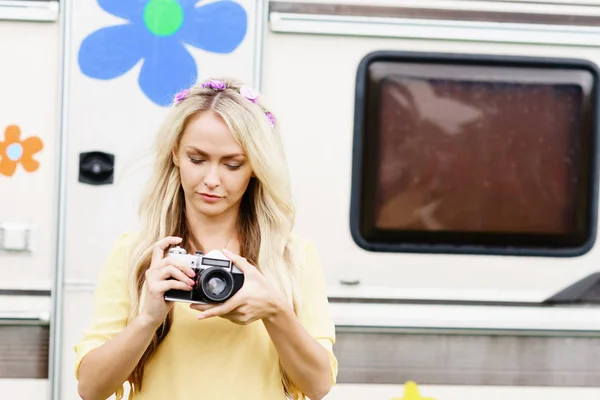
left=168, top=246, right=187, bottom=255
left=167, top=246, right=242, bottom=274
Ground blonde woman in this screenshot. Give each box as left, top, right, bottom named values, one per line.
left=74, top=77, right=337, bottom=400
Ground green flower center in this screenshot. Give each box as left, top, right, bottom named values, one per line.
left=144, top=0, right=184, bottom=37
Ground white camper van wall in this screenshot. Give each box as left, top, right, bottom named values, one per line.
left=0, top=124, right=43, bottom=177
left=77, top=0, right=248, bottom=106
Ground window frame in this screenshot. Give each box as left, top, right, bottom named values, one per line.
left=349, top=50, right=600, bottom=257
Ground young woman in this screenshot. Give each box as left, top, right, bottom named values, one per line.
left=74, top=78, right=337, bottom=400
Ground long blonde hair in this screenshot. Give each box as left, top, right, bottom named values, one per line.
left=124, top=77, right=303, bottom=398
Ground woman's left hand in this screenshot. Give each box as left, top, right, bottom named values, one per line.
left=190, top=249, right=285, bottom=325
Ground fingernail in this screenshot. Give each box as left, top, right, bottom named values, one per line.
left=223, top=248, right=231, bottom=254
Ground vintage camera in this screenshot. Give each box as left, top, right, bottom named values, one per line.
left=164, top=246, right=244, bottom=304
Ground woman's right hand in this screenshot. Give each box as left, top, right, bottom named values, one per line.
left=139, top=236, right=196, bottom=327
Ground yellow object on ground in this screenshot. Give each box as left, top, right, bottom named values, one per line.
left=390, top=381, right=435, bottom=400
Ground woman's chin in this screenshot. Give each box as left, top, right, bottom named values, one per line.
left=193, top=202, right=229, bottom=218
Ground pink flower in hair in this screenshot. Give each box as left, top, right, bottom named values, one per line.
left=201, top=79, right=226, bottom=90
left=265, top=112, right=276, bottom=128
left=240, top=85, right=260, bottom=103
left=173, top=89, right=190, bottom=104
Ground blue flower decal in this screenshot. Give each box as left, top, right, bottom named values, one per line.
left=78, top=0, right=248, bottom=106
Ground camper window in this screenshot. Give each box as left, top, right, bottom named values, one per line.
left=350, top=51, right=600, bottom=257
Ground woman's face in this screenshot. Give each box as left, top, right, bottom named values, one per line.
left=173, top=111, right=254, bottom=219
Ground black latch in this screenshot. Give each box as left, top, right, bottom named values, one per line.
left=79, top=151, right=115, bottom=185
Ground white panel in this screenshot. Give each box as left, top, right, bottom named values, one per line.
left=0, top=379, right=48, bottom=399
left=325, top=384, right=600, bottom=400
left=61, top=289, right=126, bottom=400
left=61, top=289, right=86, bottom=400
left=0, top=19, right=60, bottom=291
left=59, top=1, right=263, bottom=398
left=262, top=30, right=600, bottom=305
left=64, top=0, right=260, bottom=284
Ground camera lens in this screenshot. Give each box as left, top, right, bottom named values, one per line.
left=200, top=268, right=234, bottom=302
left=207, top=276, right=226, bottom=295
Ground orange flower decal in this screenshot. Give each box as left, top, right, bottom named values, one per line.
left=0, top=125, right=43, bottom=177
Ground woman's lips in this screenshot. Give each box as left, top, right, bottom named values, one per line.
left=198, top=193, right=222, bottom=203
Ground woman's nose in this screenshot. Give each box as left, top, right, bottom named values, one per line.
left=203, top=165, right=220, bottom=187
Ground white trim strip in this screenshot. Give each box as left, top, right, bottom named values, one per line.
left=331, top=302, right=600, bottom=332
left=253, top=0, right=268, bottom=91
left=64, top=280, right=96, bottom=291
left=327, top=285, right=549, bottom=303
left=0, top=311, right=50, bottom=325
left=49, top=0, right=70, bottom=397
left=0, top=1, right=59, bottom=22
left=282, top=0, right=600, bottom=15
left=360, top=0, right=600, bottom=16
left=270, top=11, right=600, bottom=47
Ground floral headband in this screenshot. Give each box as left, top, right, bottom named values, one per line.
left=173, top=80, right=276, bottom=128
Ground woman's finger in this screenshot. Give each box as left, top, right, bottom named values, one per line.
left=161, top=279, right=193, bottom=293
left=222, top=249, right=255, bottom=273
left=196, top=296, right=242, bottom=320
left=159, top=265, right=195, bottom=286
left=190, top=303, right=215, bottom=312
left=151, top=236, right=183, bottom=266
left=158, top=256, right=196, bottom=278
left=149, top=279, right=192, bottom=296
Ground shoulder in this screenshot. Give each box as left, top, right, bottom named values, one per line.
left=287, top=231, right=324, bottom=274
left=287, top=231, right=318, bottom=258
left=106, top=231, right=141, bottom=261
left=98, top=231, right=142, bottom=281
left=111, top=231, right=138, bottom=250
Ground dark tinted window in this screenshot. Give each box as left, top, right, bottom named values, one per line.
left=350, top=52, right=600, bottom=256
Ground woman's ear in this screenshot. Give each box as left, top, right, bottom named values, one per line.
left=172, top=148, right=180, bottom=167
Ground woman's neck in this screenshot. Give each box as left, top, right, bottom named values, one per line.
left=185, top=206, right=240, bottom=254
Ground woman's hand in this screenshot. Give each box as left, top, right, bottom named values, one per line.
left=140, top=236, right=196, bottom=327
left=190, top=249, right=285, bottom=325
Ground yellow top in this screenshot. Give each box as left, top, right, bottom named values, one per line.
left=73, top=232, right=338, bottom=400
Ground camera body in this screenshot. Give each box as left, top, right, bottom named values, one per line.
left=164, top=246, right=244, bottom=304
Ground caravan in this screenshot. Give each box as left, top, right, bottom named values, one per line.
left=3, top=0, right=600, bottom=399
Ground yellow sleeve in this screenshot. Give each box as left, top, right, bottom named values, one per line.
left=296, top=238, right=338, bottom=385
left=73, top=233, right=133, bottom=392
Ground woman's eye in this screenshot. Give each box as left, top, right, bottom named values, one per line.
left=189, top=157, right=204, bottom=164
left=226, top=164, right=242, bottom=170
